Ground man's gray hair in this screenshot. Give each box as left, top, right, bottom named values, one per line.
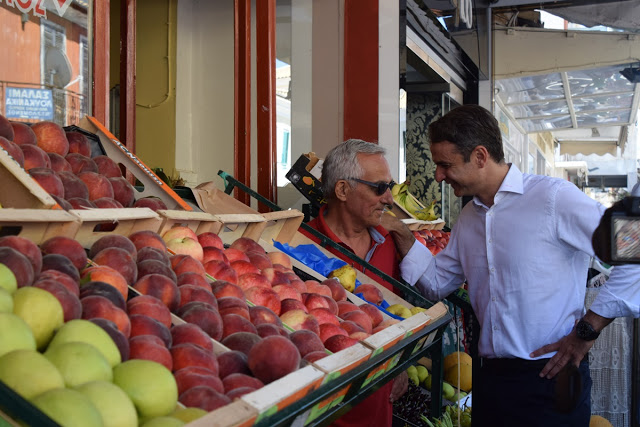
left=321, top=139, right=386, bottom=199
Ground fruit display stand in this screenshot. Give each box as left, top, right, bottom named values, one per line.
left=401, top=218, right=446, bottom=231
left=0, top=148, right=59, bottom=210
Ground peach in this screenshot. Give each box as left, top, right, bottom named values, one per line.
left=309, top=308, right=340, bottom=326
left=222, top=313, right=258, bottom=339
left=0, top=115, right=12, bottom=140
left=202, top=247, right=229, bottom=265
left=92, top=247, right=137, bottom=285
left=217, top=296, right=248, bottom=314
left=128, top=230, right=167, bottom=252
left=373, top=318, right=401, bottom=333
left=28, top=167, right=64, bottom=197
left=324, top=335, right=359, bottom=353
left=167, top=238, right=204, bottom=264
left=172, top=254, right=206, bottom=277
left=93, top=197, right=122, bottom=209
left=354, top=283, right=384, bottom=305
left=31, top=120, right=69, bottom=155
left=174, top=368, right=224, bottom=395
left=133, top=273, right=180, bottom=312
left=65, top=153, right=98, bottom=174
left=197, top=232, right=224, bottom=250
left=289, top=279, right=307, bottom=294
left=89, top=318, right=130, bottom=362
left=138, top=259, right=177, bottom=282
left=37, top=270, right=79, bottom=296
left=231, top=260, right=260, bottom=277
left=137, top=247, right=170, bottom=265
left=68, top=198, right=96, bottom=210
left=80, top=266, right=129, bottom=301
left=359, top=304, right=384, bottom=328
left=20, top=144, right=50, bottom=170
left=246, top=251, right=272, bottom=271
left=41, top=253, right=80, bottom=283
left=171, top=323, right=214, bottom=353
left=305, top=281, right=332, bottom=298
left=177, top=272, right=211, bottom=291
left=171, top=343, right=219, bottom=374
left=267, top=252, right=292, bottom=269
left=248, top=335, right=300, bottom=384
left=304, top=351, right=329, bottom=363
left=163, top=226, right=198, bottom=243
left=40, top=236, right=87, bottom=270
left=304, top=293, right=332, bottom=312
left=262, top=267, right=291, bottom=286
left=178, top=284, right=217, bottom=309
left=0, top=137, right=24, bottom=167
left=204, top=260, right=238, bottom=284
left=51, top=195, right=73, bottom=210
left=129, top=314, right=172, bottom=347
left=319, top=323, right=348, bottom=344
left=222, top=373, right=264, bottom=393
left=226, top=386, right=256, bottom=401
left=248, top=305, right=283, bottom=328
left=93, top=155, right=121, bottom=178
left=129, top=335, right=173, bottom=371
left=221, top=332, right=262, bottom=356
left=237, top=273, right=270, bottom=291
left=289, top=329, right=325, bottom=357
left=224, top=248, right=249, bottom=263
left=341, top=310, right=373, bottom=334
left=58, top=171, right=90, bottom=200
left=77, top=171, right=114, bottom=201
left=230, top=237, right=264, bottom=254
left=280, top=309, right=319, bottom=335
left=324, top=295, right=339, bottom=315
left=211, top=281, right=244, bottom=300
left=0, top=247, right=35, bottom=288
left=33, top=279, right=82, bottom=322
left=280, top=298, right=308, bottom=315
left=65, top=131, right=91, bottom=157
left=340, top=320, right=365, bottom=335
left=10, top=122, right=36, bottom=145
left=272, top=284, right=302, bottom=302
left=323, top=278, right=348, bottom=301
left=337, top=300, right=360, bottom=316
left=81, top=295, right=131, bottom=337
left=217, top=350, right=251, bottom=379
left=127, top=294, right=173, bottom=328
left=78, top=280, right=126, bottom=311
left=180, top=303, right=224, bottom=341
left=349, top=331, right=371, bottom=340
left=89, top=234, right=138, bottom=261
left=244, top=287, right=281, bottom=315
left=47, top=152, right=72, bottom=173
left=108, top=176, right=135, bottom=207
left=179, top=386, right=230, bottom=412
left=256, top=323, right=287, bottom=338
left=0, top=235, right=42, bottom=277
left=133, top=196, right=168, bottom=211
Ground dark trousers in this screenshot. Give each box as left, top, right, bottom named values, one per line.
left=472, top=358, right=591, bottom=427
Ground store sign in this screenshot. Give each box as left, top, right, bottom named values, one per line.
left=5, top=87, right=54, bottom=121
left=0, top=0, right=72, bottom=19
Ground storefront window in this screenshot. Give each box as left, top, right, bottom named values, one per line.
left=0, top=1, right=92, bottom=126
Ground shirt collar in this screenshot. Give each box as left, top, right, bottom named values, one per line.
left=473, top=163, right=523, bottom=208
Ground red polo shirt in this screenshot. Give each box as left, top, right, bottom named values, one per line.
left=300, top=205, right=402, bottom=427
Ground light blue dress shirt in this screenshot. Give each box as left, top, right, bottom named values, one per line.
left=400, top=164, right=640, bottom=359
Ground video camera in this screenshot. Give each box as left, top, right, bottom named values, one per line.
left=592, top=185, right=640, bottom=265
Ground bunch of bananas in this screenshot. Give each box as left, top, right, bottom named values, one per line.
left=392, top=181, right=438, bottom=221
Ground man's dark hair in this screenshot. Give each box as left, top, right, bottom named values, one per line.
left=428, top=105, right=505, bottom=163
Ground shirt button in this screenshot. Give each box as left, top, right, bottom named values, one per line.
left=490, top=267, right=495, bottom=272
left=491, top=297, right=496, bottom=301
left=493, top=326, right=498, bottom=330
left=488, top=239, right=492, bottom=243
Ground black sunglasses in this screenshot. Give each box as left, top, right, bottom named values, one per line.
left=348, top=178, right=396, bottom=196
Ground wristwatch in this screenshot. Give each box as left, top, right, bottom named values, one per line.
left=575, top=319, right=600, bottom=341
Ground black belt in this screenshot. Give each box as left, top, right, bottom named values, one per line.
left=479, top=356, right=588, bottom=373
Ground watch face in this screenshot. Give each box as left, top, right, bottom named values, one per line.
left=577, top=320, right=598, bottom=341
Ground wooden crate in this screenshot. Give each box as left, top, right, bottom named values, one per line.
left=0, top=148, right=59, bottom=210
left=0, top=209, right=80, bottom=244
left=215, top=214, right=267, bottom=243
left=156, top=210, right=223, bottom=237
left=401, top=218, right=446, bottom=231
left=70, top=208, right=162, bottom=248
left=186, top=400, right=258, bottom=427
left=78, top=116, right=193, bottom=211
left=260, top=210, right=304, bottom=244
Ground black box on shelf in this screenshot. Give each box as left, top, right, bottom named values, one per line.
left=285, top=152, right=325, bottom=209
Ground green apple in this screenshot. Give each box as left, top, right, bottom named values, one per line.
left=442, top=381, right=456, bottom=401
left=424, top=374, right=432, bottom=390
left=44, top=342, right=112, bottom=387
left=169, top=407, right=207, bottom=423
left=0, top=349, right=64, bottom=399
left=31, top=388, right=103, bottom=427
left=75, top=380, right=138, bottom=427
left=0, top=288, right=12, bottom=313
left=12, top=286, right=63, bottom=350
left=0, top=263, right=17, bottom=294
left=113, top=359, right=178, bottom=419
left=416, top=365, right=429, bottom=383
left=0, top=312, right=36, bottom=356
left=47, top=319, right=121, bottom=367
left=140, top=416, right=185, bottom=427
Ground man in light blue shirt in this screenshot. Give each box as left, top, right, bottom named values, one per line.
left=383, top=105, right=640, bottom=426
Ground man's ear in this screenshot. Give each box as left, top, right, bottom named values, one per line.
left=474, top=146, right=490, bottom=167
left=334, top=180, right=350, bottom=202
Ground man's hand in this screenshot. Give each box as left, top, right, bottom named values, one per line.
left=390, top=371, right=408, bottom=402
left=380, top=213, right=415, bottom=258
left=529, top=329, right=594, bottom=379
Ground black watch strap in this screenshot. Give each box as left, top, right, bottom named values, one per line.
left=575, top=319, right=600, bottom=341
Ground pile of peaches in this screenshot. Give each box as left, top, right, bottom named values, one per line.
left=412, top=229, right=450, bottom=255
left=0, top=113, right=166, bottom=210
left=0, top=226, right=399, bottom=414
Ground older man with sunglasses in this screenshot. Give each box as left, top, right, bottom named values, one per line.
left=300, top=139, right=407, bottom=427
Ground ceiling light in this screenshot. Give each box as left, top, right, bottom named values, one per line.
left=620, top=67, right=640, bottom=84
